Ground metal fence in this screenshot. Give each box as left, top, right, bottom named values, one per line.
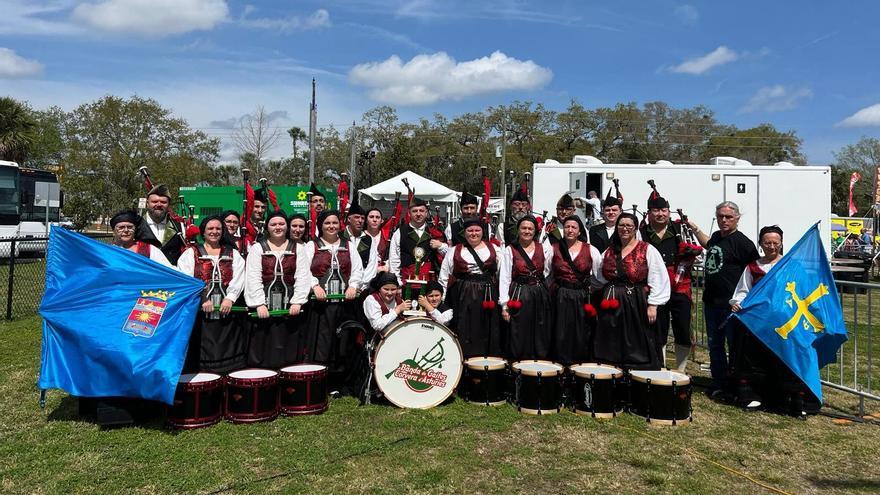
left=0, top=233, right=112, bottom=319
left=688, top=266, right=879, bottom=415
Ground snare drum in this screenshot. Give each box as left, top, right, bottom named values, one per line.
left=372, top=317, right=463, bottom=409
left=569, top=363, right=624, bottom=418
left=461, top=357, right=508, bottom=406
left=629, top=370, right=692, bottom=425
left=511, top=360, right=564, bottom=415
left=225, top=369, right=279, bottom=423
left=167, top=372, right=224, bottom=429
left=279, top=364, right=328, bottom=415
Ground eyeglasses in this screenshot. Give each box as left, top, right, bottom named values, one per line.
left=617, top=224, right=636, bottom=230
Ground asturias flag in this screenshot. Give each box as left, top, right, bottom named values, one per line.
left=38, top=227, right=204, bottom=404
left=731, top=223, right=848, bottom=402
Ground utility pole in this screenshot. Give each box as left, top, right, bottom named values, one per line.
left=500, top=129, right=507, bottom=223
left=308, top=78, right=317, bottom=185
left=349, top=121, right=357, bottom=203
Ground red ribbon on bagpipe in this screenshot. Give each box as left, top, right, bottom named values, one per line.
left=401, top=177, right=414, bottom=226
left=242, top=175, right=258, bottom=248
left=337, top=173, right=350, bottom=225
left=260, top=178, right=280, bottom=212
left=378, top=191, right=403, bottom=264
left=479, top=166, right=490, bottom=224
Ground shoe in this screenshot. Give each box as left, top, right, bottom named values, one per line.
left=709, top=389, right=732, bottom=403
left=330, top=390, right=341, bottom=399
left=745, top=400, right=761, bottom=410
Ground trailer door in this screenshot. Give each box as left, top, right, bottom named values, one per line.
left=724, top=175, right=759, bottom=243
left=569, top=172, right=586, bottom=197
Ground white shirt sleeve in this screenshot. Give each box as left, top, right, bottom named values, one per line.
left=177, top=248, right=195, bottom=277
left=389, top=230, right=402, bottom=284
left=542, top=243, right=553, bottom=278
left=363, top=295, right=400, bottom=332
left=224, top=250, right=246, bottom=303
left=429, top=307, right=453, bottom=326
left=444, top=224, right=452, bottom=242
left=303, top=241, right=319, bottom=288
left=646, top=244, right=671, bottom=306
left=291, top=244, right=311, bottom=305
left=729, top=268, right=754, bottom=306
left=591, top=245, right=607, bottom=289
left=244, top=243, right=266, bottom=307
left=347, top=241, right=365, bottom=290
left=439, top=247, right=454, bottom=291
left=149, top=246, right=174, bottom=268
left=496, top=223, right=506, bottom=248
left=498, top=246, right=513, bottom=308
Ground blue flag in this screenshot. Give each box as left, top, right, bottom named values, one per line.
left=38, top=227, right=204, bottom=404
left=731, top=223, right=848, bottom=402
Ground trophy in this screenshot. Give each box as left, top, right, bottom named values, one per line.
left=403, top=246, right=428, bottom=316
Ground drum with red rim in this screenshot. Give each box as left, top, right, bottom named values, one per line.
left=224, top=368, right=279, bottom=423
left=279, top=364, right=329, bottom=415
left=167, top=372, right=224, bottom=429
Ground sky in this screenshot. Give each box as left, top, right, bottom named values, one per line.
left=1, top=0, right=879, bottom=165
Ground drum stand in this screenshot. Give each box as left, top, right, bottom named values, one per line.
left=360, top=337, right=377, bottom=406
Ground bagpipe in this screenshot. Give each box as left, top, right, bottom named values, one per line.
left=673, top=208, right=703, bottom=286
left=378, top=191, right=403, bottom=265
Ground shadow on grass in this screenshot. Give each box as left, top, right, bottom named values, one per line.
left=807, top=476, right=880, bottom=491
left=46, top=395, right=173, bottom=433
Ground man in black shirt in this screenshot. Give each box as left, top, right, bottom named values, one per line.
left=588, top=189, right=623, bottom=254
left=446, top=192, right=488, bottom=245
left=688, top=201, right=759, bottom=395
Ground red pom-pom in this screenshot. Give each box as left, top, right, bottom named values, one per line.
left=599, top=299, right=610, bottom=310
left=509, top=300, right=522, bottom=310
left=481, top=301, right=489, bottom=310
left=185, top=224, right=201, bottom=240
left=583, top=303, right=597, bottom=317
left=484, top=300, right=496, bottom=310
left=608, top=299, right=620, bottom=310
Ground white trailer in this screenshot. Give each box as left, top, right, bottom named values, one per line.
left=531, top=156, right=832, bottom=251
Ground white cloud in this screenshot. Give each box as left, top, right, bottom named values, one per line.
left=674, top=5, right=699, bottom=25
left=240, top=8, right=331, bottom=32
left=739, top=85, right=812, bottom=113
left=669, top=46, right=738, bottom=75
left=837, top=103, right=880, bottom=127
left=0, top=48, right=44, bottom=78
left=72, top=0, right=229, bottom=37
left=348, top=51, right=553, bottom=105
left=0, top=1, right=85, bottom=36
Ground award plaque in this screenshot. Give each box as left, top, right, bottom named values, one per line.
left=404, top=247, right=428, bottom=316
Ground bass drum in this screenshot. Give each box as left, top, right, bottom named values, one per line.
left=372, top=317, right=463, bottom=409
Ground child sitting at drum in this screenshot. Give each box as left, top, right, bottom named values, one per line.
left=363, top=272, right=409, bottom=332
left=420, top=280, right=453, bottom=326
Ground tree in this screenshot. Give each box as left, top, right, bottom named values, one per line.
left=28, top=106, right=67, bottom=170
left=701, top=124, right=804, bottom=165
left=830, top=137, right=880, bottom=215
left=232, top=106, right=281, bottom=175
left=0, top=97, right=38, bottom=163
left=287, top=126, right=307, bottom=158
left=62, top=95, right=219, bottom=228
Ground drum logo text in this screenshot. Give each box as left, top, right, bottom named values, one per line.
left=122, top=290, right=174, bottom=338
left=385, top=337, right=448, bottom=392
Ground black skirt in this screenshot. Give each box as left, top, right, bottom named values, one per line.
left=593, top=283, right=661, bottom=370
left=506, top=282, right=551, bottom=362
left=187, top=313, right=248, bottom=374
left=449, top=277, right=502, bottom=358
left=551, top=285, right=594, bottom=366
left=248, top=314, right=307, bottom=369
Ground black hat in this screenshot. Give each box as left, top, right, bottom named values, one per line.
left=460, top=192, right=479, bottom=206
left=759, top=225, right=783, bottom=239
left=316, top=209, right=340, bottom=236
left=511, top=186, right=529, bottom=203
left=265, top=209, right=288, bottom=225
left=603, top=187, right=621, bottom=208
left=147, top=184, right=171, bottom=199
left=219, top=209, right=240, bottom=222
left=647, top=180, right=669, bottom=209
left=517, top=215, right=539, bottom=230
left=425, top=280, right=444, bottom=295
left=110, top=209, right=141, bottom=228
left=371, top=271, right=400, bottom=290
left=462, top=217, right=483, bottom=229
left=347, top=194, right=365, bottom=217
left=409, top=197, right=428, bottom=208
left=562, top=215, right=589, bottom=242
left=557, top=193, right=575, bottom=208
left=253, top=188, right=268, bottom=203
left=309, top=183, right=325, bottom=199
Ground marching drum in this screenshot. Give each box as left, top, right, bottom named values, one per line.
left=279, top=364, right=329, bottom=415
left=224, top=369, right=279, bottom=423
left=628, top=370, right=692, bottom=425
left=372, top=317, right=463, bottom=409
left=167, top=372, right=224, bottom=429
left=461, top=357, right=508, bottom=406
left=569, top=364, right=624, bottom=418
left=511, top=360, right=564, bottom=415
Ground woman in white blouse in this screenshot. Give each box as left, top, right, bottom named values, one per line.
left=244, top=210, right=311, bottom=369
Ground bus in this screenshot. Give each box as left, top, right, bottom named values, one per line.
left=0, top=160, right=62, bottom=254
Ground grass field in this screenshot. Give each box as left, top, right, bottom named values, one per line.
left=2, top=317, right=879, bottom=495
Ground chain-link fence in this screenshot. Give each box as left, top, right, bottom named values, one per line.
left=0, top=233, right=113, bottom=319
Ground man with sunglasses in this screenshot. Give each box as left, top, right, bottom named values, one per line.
left=688, top=201, right=759, bottom=400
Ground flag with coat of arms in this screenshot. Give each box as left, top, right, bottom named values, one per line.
left=38, top=227, right=204, bottom=404
left=731, top=223, right=848, bottom=402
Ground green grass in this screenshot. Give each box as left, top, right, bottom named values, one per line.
left=2, top=317, right=880, bottom=494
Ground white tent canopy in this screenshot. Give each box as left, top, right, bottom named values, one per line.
left=360, top=171, right=460, bottom=203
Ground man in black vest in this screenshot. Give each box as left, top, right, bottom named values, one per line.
left=499, top=187, right=531, bottom=245
left=136, top=183, right=186, bottom=264
left=542, top=193, right=575, bottom=245
left=639, top=183, right=695, bottom=371
left=341, top=195, right=376, bottom=291
left=388, top=197, right=446, bottom=284
left=588, top=188, right=623, bottom=254
left=446, top=192, right=488, bottom=246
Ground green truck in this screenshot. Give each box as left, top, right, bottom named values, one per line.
left=178, top=185, right=338, bottom=221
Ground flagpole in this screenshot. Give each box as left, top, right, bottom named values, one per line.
left=309, top=78, right=317, bottom=186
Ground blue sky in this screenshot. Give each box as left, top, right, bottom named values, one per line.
left=1, top=0, right=879, bottom=164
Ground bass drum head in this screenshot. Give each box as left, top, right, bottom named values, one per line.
left=373, top=317, right=463, bottom=409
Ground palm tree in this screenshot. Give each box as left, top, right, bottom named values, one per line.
left=0, top=97, right=38, bottom=163
left=287, top=126, right=307, bottom=159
